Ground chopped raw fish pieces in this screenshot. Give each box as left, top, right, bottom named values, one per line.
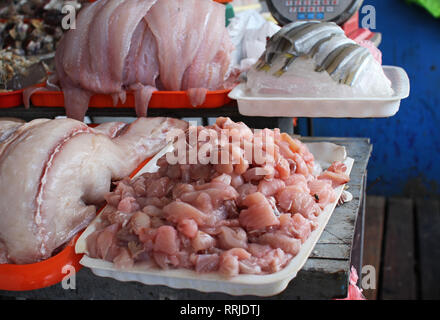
left=86, top=118, right=350, bottom=277
left=308, top=179, right=337, bottom=209
left=195, top=254, right=220, bottom=273
left=154, top=226, right=179, bottom=255
left=239, top=192, right=280, bottom=231
left=217, top=226, right=248, bottom=250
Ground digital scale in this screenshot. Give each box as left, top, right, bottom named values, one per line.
left=265, top=0, right=381, bottom=45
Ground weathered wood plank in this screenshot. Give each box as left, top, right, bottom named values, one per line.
left=362, top=195, right=386, bottom=300
left=310, top=243, right=351, bottom=260
left=350, top=173, right=366, bottom=288
left=317, top=207, right=357, bottom=245
left=381, top=198, right=417, bottom=300
left=415, top=198, right=440, bottom=300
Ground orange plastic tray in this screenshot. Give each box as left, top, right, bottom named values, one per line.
left=0, top=89, right=24, bottom=108
left=0, top=152, right=152, bottom=291
left=30, top=89, right=232, bottom=109
left=0, top=233, right=83, bottom=291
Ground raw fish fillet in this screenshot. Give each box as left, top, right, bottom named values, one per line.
left=0, top=118, right=25, bottom=143
left=0, top=117, right=187, bottom=264
left=52, top=0, right=234, bottom=120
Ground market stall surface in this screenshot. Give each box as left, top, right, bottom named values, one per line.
left=363, top=196, right=440, bottom=300
left=0, top=137, right=371, bottom=300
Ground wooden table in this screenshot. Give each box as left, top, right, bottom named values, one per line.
left=0, top=136, right=371, bottom=300
left=363, top=196, right=440, bottom=300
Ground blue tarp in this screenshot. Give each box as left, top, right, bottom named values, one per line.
left=312, top=0, right=440, bottom=196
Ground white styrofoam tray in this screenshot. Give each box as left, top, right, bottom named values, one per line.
left=228, top=66, right=410, bottom=118
left=76, top=142, right=354, bottom=297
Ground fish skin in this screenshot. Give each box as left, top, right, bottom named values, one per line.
left=53, top=0, right=233, bottom=121
left=0, top=117, right=187, bottom=264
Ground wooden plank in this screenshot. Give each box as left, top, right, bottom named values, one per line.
left=415, top=198, right=440, bottom=300
left=317, top=206, right=358, bottom=245
left=362, top=195, right=386, bottom=300
left=381, top=198, right=417, bottom=300
left=350, top=173, right=366, bottom=287
left=310, top=243, right=351, bottom=260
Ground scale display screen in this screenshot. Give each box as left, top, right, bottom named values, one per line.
left=266, top=0, right=364, bottom=26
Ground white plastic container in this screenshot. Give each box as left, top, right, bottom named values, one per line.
left=228, top=66, right=410, bottom=118
left=76, top=142, right=354, bottom=297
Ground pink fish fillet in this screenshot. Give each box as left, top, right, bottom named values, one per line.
left=239, top=192, right=280, bottom=231
left=0, top=117, right=187, bottom=264
left=51, top=0, right=232, bottom=120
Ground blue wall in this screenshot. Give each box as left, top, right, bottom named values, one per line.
left=313, top=0, right=440, bottom=196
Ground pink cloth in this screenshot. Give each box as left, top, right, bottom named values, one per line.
left=336, top=266, right=367, bottom=300
left=355, top=39, right=382, bottom=65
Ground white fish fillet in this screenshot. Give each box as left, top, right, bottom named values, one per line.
left=54, top=0, right=233, bottom=120
left=0, top=117, right=187, bottom=264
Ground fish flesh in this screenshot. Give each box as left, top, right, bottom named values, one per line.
left=247, top=21, right=394, bottom=98
left=51, top=0, right=234, bottom=120
left=0, top=117, right=187, bottom=264
left=86, top=118, right=350, bottom=277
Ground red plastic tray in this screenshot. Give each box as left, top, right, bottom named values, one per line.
left=0, top=233, right=83, bottom=291
left=0, top=89, right=24, bottom=108
left=30, top=89, right=232, bottom=109
left=0, top=154, right=152, bottom=291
